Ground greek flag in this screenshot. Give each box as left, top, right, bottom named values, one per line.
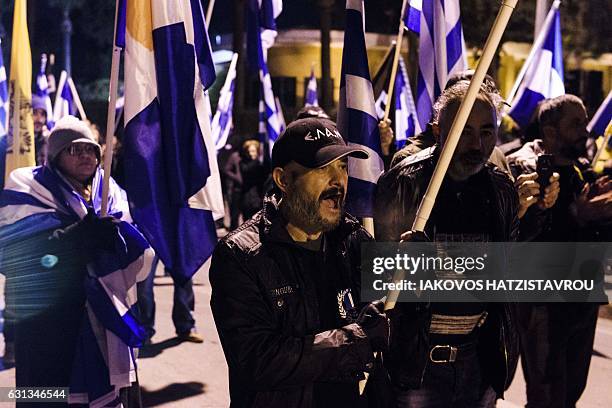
left=247, top=0, right=283, bottom=155
left=405, top=0, right=468, bottom=130
left=0, top=164, right=153, bottom=407
left=395, top=57, right=422, bottom=149
left=305, top=64, right=319, bottom=107
left=212, top=53, right=238, bottom=150
left=587, top=90, right=611, bottom=138
left=35, top=53, right=54, bottom=128
left=0, top=39, right=8, bottom=188
left=53, top=70, right=82, bottom=121
left=509, top=2, right=564, bottom=128
left=337, top=0, right=383, bottom=218
left=122, top=0, right=224, bottom=283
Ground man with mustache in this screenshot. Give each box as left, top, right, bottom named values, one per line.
left=374, top=80, right=520, bottom=407
left=507, top=94, right=612, bottom=408
left=209, top=117, right=390, bottom=407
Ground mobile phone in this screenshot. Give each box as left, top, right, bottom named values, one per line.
left=536, top=154, right=554, bottom=194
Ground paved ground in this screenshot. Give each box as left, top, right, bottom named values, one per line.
left=0, top=264, right=611, bottom=407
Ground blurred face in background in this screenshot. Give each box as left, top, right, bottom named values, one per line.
left=33, top=108, right=47, bottom=133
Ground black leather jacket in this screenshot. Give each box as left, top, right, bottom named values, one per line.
left=373, top=146, right=520, bottom=397
left=210, top=192, right=376, bottom=408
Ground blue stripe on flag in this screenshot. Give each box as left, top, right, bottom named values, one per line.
left=189, top=0, right=216, bottom=89
left=115, top=0, right=127, bottom=48
left=446, top=20, right=464, bottom=73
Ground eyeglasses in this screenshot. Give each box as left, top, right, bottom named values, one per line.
left=66, top=143, right=98, bottom=157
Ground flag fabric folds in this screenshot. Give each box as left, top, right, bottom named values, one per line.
left=305, top=65, right=319, bottom=107
left=337, top=0, right=384, bottom=218
left=212, top=53, right=238, bottom=150
left=122, top=0, right=224, bottom=283
left=405, top=0, right=468, bottom=130
left=35, top=53, right=54, bottom=129
left=394, top=57, right=422, bottom=149
left=587, top=90, right=611, bottom=137
left=508, top=4, right=565, bottom=129
left=5, top=0, right=36, bottom=181
left=248, top=0, right=283, bottom=156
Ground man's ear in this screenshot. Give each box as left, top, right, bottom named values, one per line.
left=272, top=167, right=289, bottom=194
left=432, top=123, right=441, bottom=143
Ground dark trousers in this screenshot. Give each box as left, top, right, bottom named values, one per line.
left=518, top=304, right=598, bottom=408
left=228, top=191, right=241, bottom=231
left=394, top=341, right=496, bottom=408
left=137, top=256, right=196, bottom=337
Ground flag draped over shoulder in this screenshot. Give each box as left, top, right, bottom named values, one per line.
left=337, top=0, right=383, bottom=218
left=305, top=64, right=319, bottom=107
left=5, top=0, right=35, bottom=181
left=0, top=165, right=153, bottom=407
left=405, top=0, right=468, bottom=130
left=35, top=54, right=54, bottom=129
left=122, top=0, right=224, bottom=283
left=212, top=53, right=238, bottom=151
left=509, top=3, right=564, bottom=129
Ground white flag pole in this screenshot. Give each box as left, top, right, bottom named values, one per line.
left=67, top=77, right=87, bottom=120
left=101, top=0, right=122, bottom=216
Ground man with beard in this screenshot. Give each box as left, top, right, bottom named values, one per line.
left=209, top=117, right=390, bottom=408
left=32, top=94, right=50, bottom=165
left=374, top=80, right=520, bottom=407
left=506, top=94, right=611, bottom=408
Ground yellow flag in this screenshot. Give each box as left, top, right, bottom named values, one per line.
left=5, top=0, right=35, bottom=181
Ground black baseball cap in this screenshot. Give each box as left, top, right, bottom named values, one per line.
left=272, top=117, right=369, bottom=169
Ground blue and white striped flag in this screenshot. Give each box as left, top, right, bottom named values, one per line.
left=405, top=0, right=468, bottom=130
left=122, top=0, right=224, bottom=282
left=212, top=53, right=238, bottom=150
left=0, top=39, right=8, bottom=189
left=305, top=64, right=319, bottom=107
left=509, top=3, right=564, bottom=128
left=337, top=0, right=384, bottom=218
left=35, top=53, right=54, bottom=129
left=248, top=0, right=283, bottom=156
left=53, top=70, right=77, bottom=122
left=587, top=90, right=611, bottom=137
left=395, top=56, right=422, bottom=149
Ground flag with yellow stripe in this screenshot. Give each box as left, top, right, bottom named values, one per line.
left=5, top=0, right=35, bottom=181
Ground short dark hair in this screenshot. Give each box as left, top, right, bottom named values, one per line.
left=433, top=80, right=503, bottom=126
left=538, top=94, right=585, bottom=130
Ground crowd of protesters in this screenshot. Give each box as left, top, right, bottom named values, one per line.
left=0, top=67, right=610, bottom=408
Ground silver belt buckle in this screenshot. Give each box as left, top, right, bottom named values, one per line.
left=429, top=345, right=458, bottom=363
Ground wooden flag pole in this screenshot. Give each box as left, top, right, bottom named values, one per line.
left=591, top=122, right=611, bottom=169
left=206, top=0, right=216, bottom=27
left=67, top=77, right=87, bottom=120
left=382, top=0, right=409, bottom=123
left=101, top=0, right=122, bottom=217
left=384, top=0, right=520, bottom=311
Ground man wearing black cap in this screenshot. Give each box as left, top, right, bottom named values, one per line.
left=209, top=117, right=390, bottom=408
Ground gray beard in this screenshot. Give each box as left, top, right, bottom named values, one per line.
left=281, top=188, right=342, bottom=234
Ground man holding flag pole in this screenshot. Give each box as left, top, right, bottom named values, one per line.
left=374, top=0, right=521, bottom=405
